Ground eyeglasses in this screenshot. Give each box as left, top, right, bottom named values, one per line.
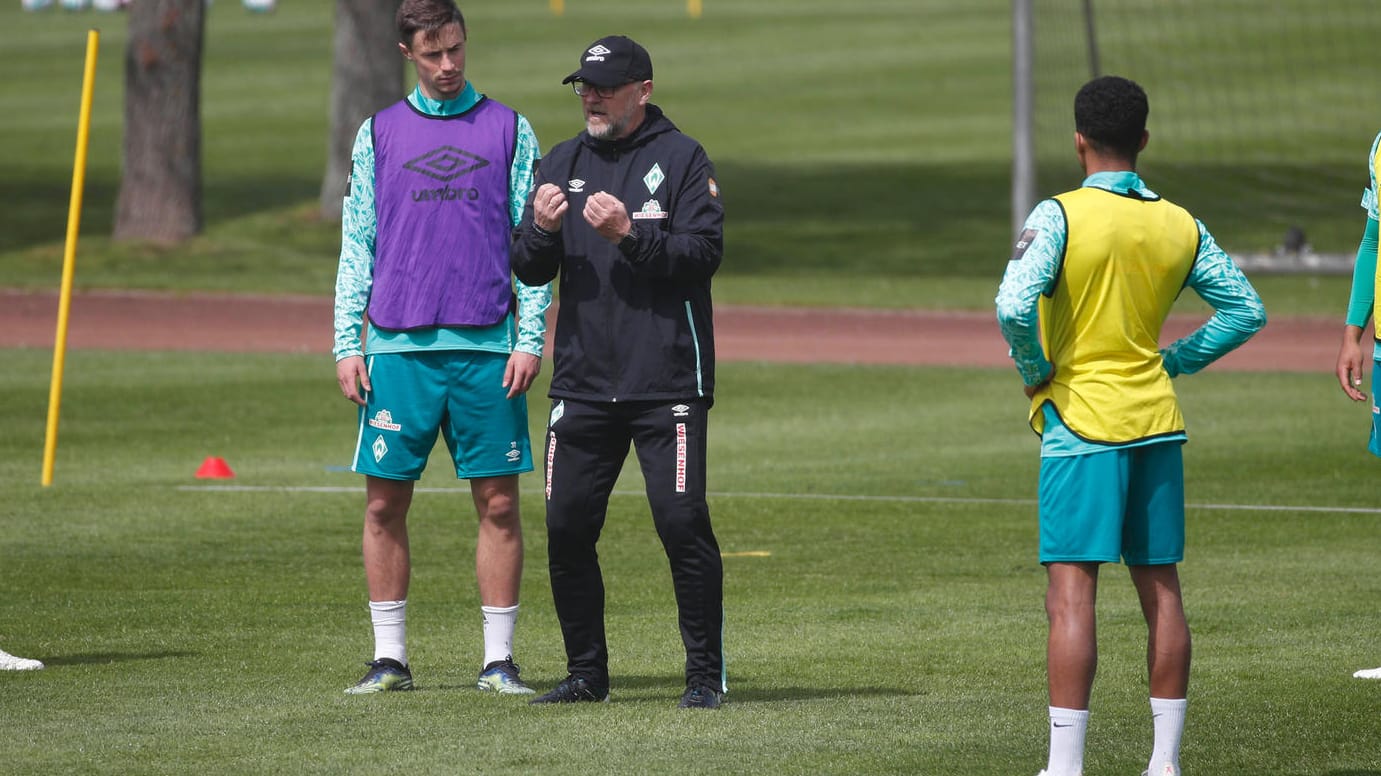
left=571, top=81, right=626, bottom=99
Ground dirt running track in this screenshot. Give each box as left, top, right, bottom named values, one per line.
left=0, top=288, right=1335, bottom=373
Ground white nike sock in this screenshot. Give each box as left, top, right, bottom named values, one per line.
left=1046, top=706, right=1089, bottom=776
left=1148, top=697, right=1187, bottom=771
left=481, top=604, right=519, bottom=667
left=369, top=599, right=407, bottom=666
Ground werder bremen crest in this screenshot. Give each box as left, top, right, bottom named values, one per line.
left=643, top=163, right=665, bottom=194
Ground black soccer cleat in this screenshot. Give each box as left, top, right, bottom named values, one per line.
left=528, top=675, right=610, bottom=704
left=677, top=684, right=722, bottom=709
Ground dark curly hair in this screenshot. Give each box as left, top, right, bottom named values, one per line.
left=1074, top=76, right=1148, bottom=161
left=397, top=0, right=466, bottom=46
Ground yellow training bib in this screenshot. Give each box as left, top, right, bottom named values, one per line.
left=1031, top=186, right=1199, bottom=443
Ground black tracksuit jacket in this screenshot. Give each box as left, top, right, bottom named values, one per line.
left=510, top=104, right=724, bottom=405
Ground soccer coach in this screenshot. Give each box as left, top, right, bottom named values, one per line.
left=511, top=35, right=727, bottom=709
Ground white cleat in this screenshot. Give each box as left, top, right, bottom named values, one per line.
left=1142, top=763, right=1180, bottom=776
left=1352, top=666, right=1381, bottom=679
left=0, top=649, right=44, bottom=671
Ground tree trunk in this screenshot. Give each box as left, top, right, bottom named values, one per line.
left=319, top=0, right=403, bottom=222
left=113, top=0, right=205, bottom=243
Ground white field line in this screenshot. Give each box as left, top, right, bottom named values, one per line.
left=175, top=485, right=1381, bottom=515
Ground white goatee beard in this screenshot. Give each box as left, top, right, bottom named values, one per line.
left=587, top=116, right=624, bottom=140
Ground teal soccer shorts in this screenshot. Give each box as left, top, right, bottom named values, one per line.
left=1370, top=360, right=1380, bottom=457
left=351, top=351, right=533, bottom=480
left=1037, top=441, right=1185, bottom=565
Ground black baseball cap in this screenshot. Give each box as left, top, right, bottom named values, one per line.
left=562, top=35, right=653, bottom=87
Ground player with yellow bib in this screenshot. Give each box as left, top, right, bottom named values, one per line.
left=1334, top=132, right=1381, bottom=681
left=997, top=76, right=1266, bottom=776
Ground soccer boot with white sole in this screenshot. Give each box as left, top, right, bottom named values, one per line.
left=476, top=657, right=535, bottom=695
left=344, top=658, right=413, bottom=694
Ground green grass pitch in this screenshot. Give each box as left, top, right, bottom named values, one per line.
left=0, top=1, right=1378, bottom=773
left=1, top=350, right=1378, bottom=774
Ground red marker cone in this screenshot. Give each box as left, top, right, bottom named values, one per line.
left=195, top=456, right=235, bottom=479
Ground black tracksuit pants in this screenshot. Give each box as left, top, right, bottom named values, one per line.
left=542, top=397, right=724, bottom=692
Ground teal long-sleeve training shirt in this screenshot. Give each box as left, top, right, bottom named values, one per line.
left=995, top=170, right=1267, bottom=456
left=1344, top=131, right=1381, bottom=358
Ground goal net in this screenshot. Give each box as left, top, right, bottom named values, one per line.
left=1028, top=0, right=1381, bottom=269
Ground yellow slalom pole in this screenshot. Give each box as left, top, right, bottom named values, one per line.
left=688, top=0, right=702, bottom=19
left=42, top=28, right=99, bottom=488
left=549, top=0, right=564, bottom=16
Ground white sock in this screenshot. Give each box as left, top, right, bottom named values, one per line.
left=369, top=599, right=407, bottom=666
left=1046, top=706, right=1089, bottom=776
left=481, top=604, right=519, bottom=667
left=1149, top=697, right=1187, bottom=772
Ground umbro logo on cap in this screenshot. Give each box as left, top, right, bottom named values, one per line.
left=562, top=35, right=653, bottom=87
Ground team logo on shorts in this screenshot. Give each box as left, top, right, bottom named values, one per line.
left=506, top=441, right=522, bottom=463
left=368, top=409, right=401, bottom=431
left=372, top=435, right=388, bottom=462
left=671, top=404, right=690, bottom=417
left=549, top=400, right=565, bottom=426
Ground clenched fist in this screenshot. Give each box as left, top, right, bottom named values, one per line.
left=584, top=191, right=632, bottom=243
left=533, top=182, right=569, bottom=233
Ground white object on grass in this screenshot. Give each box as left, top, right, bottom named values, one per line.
left=0, top=649, right=44, bottom=671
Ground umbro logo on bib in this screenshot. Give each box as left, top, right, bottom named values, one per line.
left=403, top=145, right=490, bottom=182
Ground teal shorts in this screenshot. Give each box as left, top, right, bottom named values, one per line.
left=1369, top=361, right=1380, bottom=457
left=351, top=350, right=533, bottom=480
left=1037, top=441, right=1185, bottom=565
